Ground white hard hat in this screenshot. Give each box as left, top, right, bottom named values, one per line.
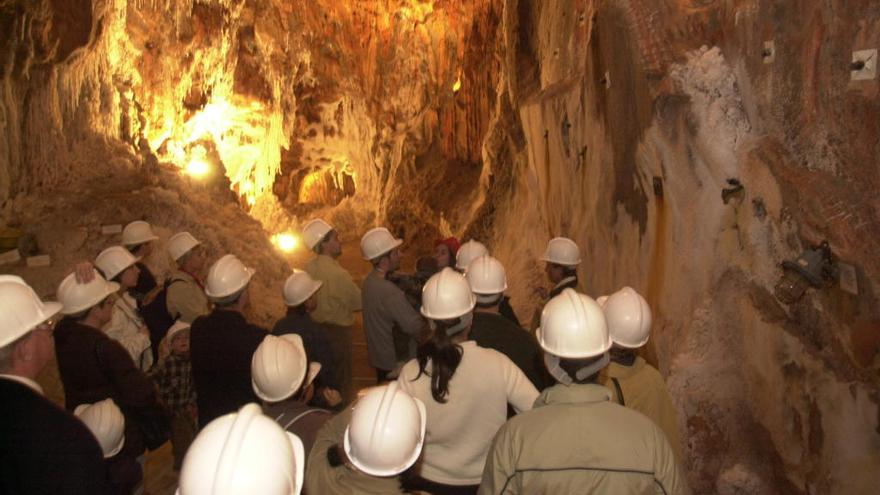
left=421, top=267, right=475, bottom=320
left=251, top=334, right=320, bottom=403
left=166, top=320, right=191, bottom=343
left=302, top=219, right=333, bottom=251
left=204, top=254, right=255, bottom=300
left=541, top=237, right=581, bottom=267
left=168, top=232, right=201, bottom=262
left=178, top=403, right=305, bottom=495
left=465, top=255, right=508, bottom=296
left=0, top=275, right=63, bottom=348
left=603, top=286, right=652, bottom=349
left=282, top=270, right=323, bottom=307
left=536, top=288, right=610, bottom=359
left=95, top=246, right=140, bottom=281
left=57, top=270, right=120, bottom=315
left=343, top=382, right=426, bottom=477
left=455, top=240, right=488, bottom=270
left=121, top=220, right=158, bottom=246
left=74, top=399, right=125, bottom=458
left=360, top=227, right=402, bottom=261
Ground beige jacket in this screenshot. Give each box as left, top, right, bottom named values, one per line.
left=600, top=356, right=683, bottom=461
left=479, top=383, right=689, bottom=495
left=305, top=255, right=362, bottom=327
left=165, top=270, right=209, bottom=323
left=305, top=409, right=407, bottom=494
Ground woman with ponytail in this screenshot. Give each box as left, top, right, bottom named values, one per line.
left=397, top=268, right=538, bottom=494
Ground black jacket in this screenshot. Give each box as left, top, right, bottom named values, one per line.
left=470, top=312, right=553, bottom=390
left=54, top=319, right=160, bottom=457
left=191, top=309, right=266, bottom=428
left=272, top=310, right=339, bottom=390
left=548, top=276, right=579, bottom=299
left=0, top=378, right=109, bottom=495
left=130, top=261, right=158, bottom=304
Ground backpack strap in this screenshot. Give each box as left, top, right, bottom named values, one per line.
left=611, top=377, right=625, bottom=406
left=278, top=409, right=327, bottom=431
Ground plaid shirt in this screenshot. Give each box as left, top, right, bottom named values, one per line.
left=149, top=353, right=196, bottom=415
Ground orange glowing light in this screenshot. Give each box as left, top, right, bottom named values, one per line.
left=452, top=75, right=462, bottom=93
left=272, top=233, right=298, bottom=252
left=186, top=145, right=210, bottom=177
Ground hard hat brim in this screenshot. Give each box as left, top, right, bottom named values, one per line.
left=204, top=267, right=255, bottom=299
left=362, top=238, right=403, bottom=261
left=102, top=255, right=142, bottom=281
left=59, top=282, right=121, bottom=315
left=122, top=235, right=158, bottom=246
left=283, top=279, right=323, bottom=307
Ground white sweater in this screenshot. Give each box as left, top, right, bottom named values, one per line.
left=104, top=292, right=153, bottom=371
left=397, top=341, right=538, bottom=485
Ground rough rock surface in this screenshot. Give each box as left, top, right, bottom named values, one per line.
left=1, top=0, right=878, bottom=492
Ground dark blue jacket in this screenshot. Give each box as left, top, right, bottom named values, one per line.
left=272, top=310, right=340, bottom=390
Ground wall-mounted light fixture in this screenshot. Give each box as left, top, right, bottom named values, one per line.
left=774, top=241, right=838, bottom=304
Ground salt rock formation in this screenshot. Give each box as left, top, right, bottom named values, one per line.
left=1, top=0, right=878, bottom=493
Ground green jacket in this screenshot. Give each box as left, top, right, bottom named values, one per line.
left=479, top=383, right=689, bottom=495
left=600, top=356, right=683, bottom=461
left=305, top=254, right=362, bottom=327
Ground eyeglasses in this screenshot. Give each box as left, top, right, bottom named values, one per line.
left=35, top=317, right=59, bottom=337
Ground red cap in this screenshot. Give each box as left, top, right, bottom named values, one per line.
left=434, top=237, right=461, bottom=257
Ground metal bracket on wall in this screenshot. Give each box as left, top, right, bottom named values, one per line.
left=851, top=49, right=877, bottom=81
left=762, top=40, right=775, bottom=64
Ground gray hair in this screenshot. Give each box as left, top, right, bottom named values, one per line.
left=0, top=333, right=31, bottom=373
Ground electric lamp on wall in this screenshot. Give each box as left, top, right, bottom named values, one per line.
left=774, top=241, right=838, bottom=305
left=272, top=233, right=299, bottom=253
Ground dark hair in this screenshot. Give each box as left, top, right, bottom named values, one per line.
left=552, top=263, right=577, bottom=278
left=286, top=304, right=308, bottom=316
left=213, top=289, right=245, bottom=308
left=128, top=243, right=146, bottom=255
left=370, top=251, right=392, bottom=268
left=414, top=319, right=464, bottom=403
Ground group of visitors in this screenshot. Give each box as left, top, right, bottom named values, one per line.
left=0, top=216, right=688, bottom=494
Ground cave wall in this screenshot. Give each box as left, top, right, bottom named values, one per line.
left=481, top=0, right=880, bottom=493
left=1, top=0, right=879, bottom=493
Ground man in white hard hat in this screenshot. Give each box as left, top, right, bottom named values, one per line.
left=120, top=220, right=160, bottom=305
left=302, top=218, right=361, bottom=403
left=190, top=254, right=267, bottom=428
left=165, top=231, right=210, bottom=324
left=252, top=334, right=333, bottom=457
left=598, top=287, right=682, bottom=461
left=466, top=255, right=552, bottom=390
left=178, top=403, right=306, bottom=495
left=530, top=236, right=582, bottom=330
left=480, top=289, right=689, bottom=494
left=360, top=227, right=424, bottom=381
left=0, top=275, right=109, bottom=495
left=306, top=382, right=426, bottom=494
left=273, top=270, right=342, bottom=408
left=54, top=269, right=164, bottom=492
left=75, top=399, right=141, bottom=494
left=541, top=236, right=582, bottom=297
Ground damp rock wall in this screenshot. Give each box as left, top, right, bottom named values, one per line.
left=481, top=1, right=880, bottom=493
